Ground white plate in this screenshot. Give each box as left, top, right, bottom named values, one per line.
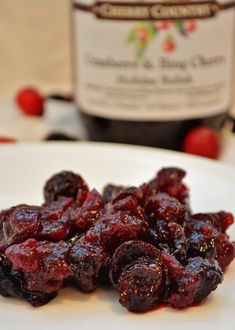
left=0, top=142, right=234, bottom=330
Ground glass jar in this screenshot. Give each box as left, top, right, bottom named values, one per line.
left=72, top=0, right=235, bottom=150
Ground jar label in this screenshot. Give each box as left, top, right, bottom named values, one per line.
left=73, top=0, right=235, bottom=121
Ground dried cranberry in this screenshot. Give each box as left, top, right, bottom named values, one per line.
left=5, top=239, right=72, bottom=295
left=156, top=167, right=189, bottom=204
left=112, top=187, right=143, bottom=210
left=140, top=167, right=189, bottom=206
left=44, top=171, right=89, bottom=203
left=147, top=221, right=187, bottom=262
left=96, top=210, right=148, bottom=254
left=191, top=212, right=234, bottom=233
left=39, top=197, right=74, bottom=240
left=161, top=251, right=198, bottom=308
left=70, top=237, right=110, bottom=292
left=103, top=184, right=124, bottom=204
left=0, top=205, right=40, bottom=252
left=186, top=220, right=235, bottom=271
left=71, top=189, right=104, bottom=231
left=145, top=193, right=187, bottom=226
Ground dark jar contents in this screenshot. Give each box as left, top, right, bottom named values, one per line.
left=72, top=0, right=235, bottom=150
left=80, top=112, right=228, bottom=150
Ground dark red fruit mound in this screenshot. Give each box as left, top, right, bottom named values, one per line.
left=44, top=171, right=89, bottom=203
left=0, top=191, right=104, bottom=252
left=0, top=167, right=234, bottom=312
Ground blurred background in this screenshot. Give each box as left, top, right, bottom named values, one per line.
left=0, top=0, right=72, bottom=97
left=0, top=0, right=234, bottom=164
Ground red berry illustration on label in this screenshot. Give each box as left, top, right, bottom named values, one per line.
left=128, top=19, right=197, bottom=60
left=164, top=35, right=175, bottom=53
left=136, top=27, right=149, bottom=43
left=184, top=20, right=197, bottom=32
left=155, top=21, right=170, bottom=30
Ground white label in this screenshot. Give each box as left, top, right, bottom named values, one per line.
left=73, top=0, right=235, bottom=121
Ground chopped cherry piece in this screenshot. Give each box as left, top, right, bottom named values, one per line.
left=162, top=251, right=223, bottom=308
left=72, top=189, right=104, bottom=231
left=191, top=212, right=234, bottom=233
left=0, top=205, right=40, bottom=251
left=5, top=239, right=39, bottom=272
left=147, top=221, right=187, bottom=262
left=5, top=239, right=72, bottom=296
left=145, top=193, right=187, bottom=226
left=96, top=210, right=148, bottom=254
left=110, top=241, right=164, bottom=311
left=109, top=240, right=161, bottom=288
left=185, top=257, right=223, bottom=304
left=103, top=184, right=124, bottom=204
left=70, top=238, right=110, bottom=292
left=44, top=171, right=89, bottom=203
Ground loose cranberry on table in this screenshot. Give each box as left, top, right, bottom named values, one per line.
left=0, top=136, right=16, bottom=143
left=16, top=87, right=44, bottom=116
left=183, top=126, right=221, bottom=159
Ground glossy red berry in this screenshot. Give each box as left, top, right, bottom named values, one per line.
left=16, top=87, right=44, bottom=116
left=183, top=126, right=220, bottom=159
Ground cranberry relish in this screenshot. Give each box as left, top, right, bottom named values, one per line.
left=0, top=168, right=234, bottom=311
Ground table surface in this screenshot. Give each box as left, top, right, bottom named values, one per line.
left=0, top=98, right=235, bottom=166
